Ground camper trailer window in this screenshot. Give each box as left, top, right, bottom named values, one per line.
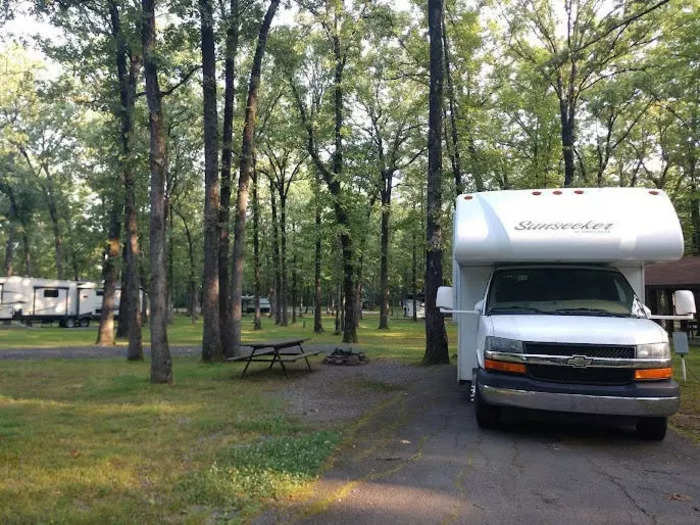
left=43, top=289, right=59, bottom=298
left=486, top=268, right=637, bottom=317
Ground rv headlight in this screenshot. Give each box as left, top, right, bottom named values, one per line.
left=636, top=342, right=670, bottom=359
left=485, top=336, right=523, bottom=354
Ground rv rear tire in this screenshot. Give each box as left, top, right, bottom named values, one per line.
left=65, top=318, right=75, bottom=329
left=80, top=318, right=90, bottom=328
left=475, top=385, right=501, bottom=429
left=636, top=417, right=667, bottom=441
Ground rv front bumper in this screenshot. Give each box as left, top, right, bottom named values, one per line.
left=477, top=370, right=679, bottom=417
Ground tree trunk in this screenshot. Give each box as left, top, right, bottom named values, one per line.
left=442, top=16, right=463, bottom=196
left=252, top=161, right=262, bottom=330
left=97, top=1, right=136, bottom=347
left=279, top=193, right=288, bottom=326
left=229, top=0, right=280, bottom=356
left=177, top=208, right=198, bottom=323
left=200, top=0, right=223, bottom=362
left=107, top=0, right=143, bottom=355
left=378, top=170, right=392, bottom=330
left=116, top=248, right=128, bottom=338
left=96, top=201, right=120, bottom=345
left=559, top=83, right=576, bottom=187
left=120, top=48, right=143, bottom=359
left=291, top=230, right=297, bottom=324
left=411, top=203, right=418, bottom=323
left=270, top=178, right=281, bottom=324
left=142, top=0, right=172, bottom=383
left=45, top=192, right=64, bottom=279
left=313, top=171, right=323, bottom=333
left=21, top=227, right=30, bottom=275
left=3, top=226, right=13, bottom=276
left=2, top=186, right=17, bottom=276
left=219, top=0, right=239, bottom=349
left=424, top=0, right=449, bottom=365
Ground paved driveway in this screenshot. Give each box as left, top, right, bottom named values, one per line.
left=261, top=364, right=700, bottom=525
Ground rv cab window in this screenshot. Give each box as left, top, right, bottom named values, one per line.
left=486, top=268, right=638, bottom=317
left=43, top=289, right=59, bottom=298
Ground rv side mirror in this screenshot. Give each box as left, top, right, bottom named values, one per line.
left=474, top=299, right=485, bottom=314
left=673, top=290, right=696, bottom=316
left=436, top=286, right=454, bottom=311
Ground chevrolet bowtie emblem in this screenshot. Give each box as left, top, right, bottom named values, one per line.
left=567, top=355, right=592, bottom=368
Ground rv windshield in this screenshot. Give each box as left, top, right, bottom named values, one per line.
left=486, top=268, right=640, bottom=317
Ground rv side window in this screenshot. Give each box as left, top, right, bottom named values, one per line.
left=43, top=289, right=59, bottom=298
left=96, top=290, right=104, bottom=296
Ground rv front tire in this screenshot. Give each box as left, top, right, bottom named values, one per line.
left=636, top=417, right=667, bottom=441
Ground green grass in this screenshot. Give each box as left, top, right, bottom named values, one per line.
left=671, top=347, right=700, bottom=441
left=0, top=313, right=458, bottom=363
left=0, top=317, right=696, bottom=522
left=0, top=357, right=339, bottom=524
left=0, top=316, right=449, bottom=523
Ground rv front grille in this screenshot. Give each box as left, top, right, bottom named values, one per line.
left=524, top=342, right=635, bottom=359
left=526, top=365, right=634, bottom=385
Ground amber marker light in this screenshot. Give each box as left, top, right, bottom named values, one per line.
left=634, top=368, right=672, bottom=380
left=484, top=359, right=526, bottom=375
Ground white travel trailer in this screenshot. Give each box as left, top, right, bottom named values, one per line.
left=402, top=294, right=425, bottom=319
left=0, top=276, right=104, bottom=327
left=437, top=188, right=696, bottom=440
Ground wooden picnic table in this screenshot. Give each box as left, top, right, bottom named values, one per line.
left=226, top=338, right=321, bottom=378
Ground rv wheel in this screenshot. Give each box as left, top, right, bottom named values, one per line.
left=474, top=383, right=501, bottom=429
left=65, top=318, right=76, bottom=329
left=80, top=318, right=90, bottom=328
left=636, top=417, right=667, bottom=441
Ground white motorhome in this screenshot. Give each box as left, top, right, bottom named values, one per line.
left=0, top=276, right=104, bottom=327
left=437, top=188, right=696, bottom=440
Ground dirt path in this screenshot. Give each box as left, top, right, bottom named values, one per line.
left=260, top=363, right=700, bottom=525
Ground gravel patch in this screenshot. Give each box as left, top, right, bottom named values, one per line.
left=272, top=357, right=436, bottom=426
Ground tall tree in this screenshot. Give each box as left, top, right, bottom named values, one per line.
left=107, top=0, right=143, bottom=360
left=141, top=0, right=172, bottom=383
left=219, top=0, right=240, bottom=350
left=200, top=0, right=223, bottom=362
left=423, top=0, right=449, bottom=365
left=312, top=168, right=324, bottom=333
left=507, top=0, right=671, bottom=186
left=228, top=0, right=280, bottom=355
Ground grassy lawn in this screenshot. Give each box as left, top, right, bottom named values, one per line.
left=0, top=317, right=698, bottom=523
left=671, top=347, right=700, bottom=441
left=0, top=313, right=457, bottom=362
left=0, top=316, right=450, bottom=524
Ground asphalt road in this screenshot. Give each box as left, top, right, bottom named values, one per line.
left=260, top=364, right=700, bottom=525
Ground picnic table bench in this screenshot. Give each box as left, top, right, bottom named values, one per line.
left=227, top=338, right=322, bottom=378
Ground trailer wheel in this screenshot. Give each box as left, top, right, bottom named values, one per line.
left=636, top=417, right=667, bottom=441
left=474, top=382, right=501, bottom=429
left=65, top=318, right=76, bottom=329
